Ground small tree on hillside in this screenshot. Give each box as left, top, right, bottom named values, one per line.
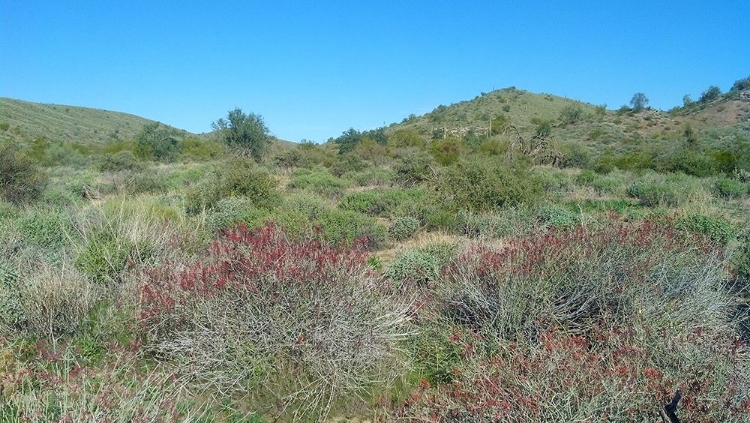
left=212, top=108, right=271, bottom=162
left=700, top=86, right=722, bottom=103
left=630, top=92, right=649, bottom=112
left=135, top=122, right=180, bottom=162
left=731, top=76, right=750, bottom=92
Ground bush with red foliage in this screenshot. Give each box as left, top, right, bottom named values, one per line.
left=393, top=218, right=750, bottom=422
left=137, top=222, right=411, bottom=419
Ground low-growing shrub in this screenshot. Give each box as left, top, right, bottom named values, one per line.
left=436, top=219, right=733, bottom=343
left=0, top=262, right=24, bottom=330
left=283, top=192, right=330, bottom=220
left=185, top=158, right=279, bottom=214
left=452, top=209, right=533, bottom=239
left=75, top=231, right=147, bottom=285
left=390, top=216, right=421, bottom=240
left=393, top=153, right=435, bottom=187
left=533, top=169, right=575, bottom=193
left=561, top=143, right=593, bottom=169
left=338, top=188, right=428, bottom=217
left=435, top=158, right=543, bottom=212
left=17, top=209, right=73, bottom=252
left=385, top=249, right=443, bottom=290
left=627, top=180, right=680, bottom=207
left=0, top=143, right=48, bottom=204
left=537, top=204, right=579, bottom=228
left=72, top=200, right=187, bottom=285
left=316, top=208, right=387, bottom=248
left=714, top=178, right=748, bottom=199
left=125, top=170, right=168, bottom=195
left=346, top=167, right=394, bottom=186
left=206, top=196, right=272, bottom=231
left=98, top=151, right=144, bottom=172
left=677, top=213, right=736, bottom=245
left=393, top=219, right=750, bottom=421
left=137, top=223, right=411, bottom=420
left=286, top=167, right=350, bottom=199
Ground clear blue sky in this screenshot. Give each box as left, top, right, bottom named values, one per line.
left=2, top=1, right=748, bottom=142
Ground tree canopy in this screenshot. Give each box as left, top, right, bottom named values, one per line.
left=135, top=122, right=180, bottom=162
left=630, top=92, right=649, bottom=112
left=212, top=108, right=271, bottom=162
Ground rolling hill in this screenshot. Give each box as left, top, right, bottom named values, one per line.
left=0, top=97, right=191, bottom=145
left=387, top=86, right=750, bottom=151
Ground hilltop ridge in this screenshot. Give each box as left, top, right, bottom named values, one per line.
left=0, top=97, right=191, bottom=145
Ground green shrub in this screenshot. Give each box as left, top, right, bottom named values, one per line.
left=126, top=170, right=168, bottom=195
left=429, top=138, right=461, bottom=165
left=662, top=150, right=719, bottom=177
left=559, top=105, right=584, bottom=125
left=575, top=170, right=624, bottom=195
left=17, top=209, right=73, bottom=252
left=0, top=143, right=48, bottom=204
left=185, top=158, right=279, bottom=214
left=561, top=143, right=592, bottom=169
left=676, top=214, right=736, bottom=245
left=283, top=192, right=330, bottom=220
left=575, top=170, right=597, bottom=185
left=40, top=184, right=85, bottom=208
left=338, top=188, right=428, bottom=217
left=453, top=209, right=531, bottom=238
left=179, top=137, right=224, bottom=161
left=389, top=128, right=426, bottom=149
left=394, top=153, right=435, bottom=187
left=346, top=167, right=394, bottom=186
left=627, top=181, right=680, bottom=207
left=98, top=150, right=144, bottom=172
left=385, top=249, right=442, bottom=290
left=533, top=169, right=574, bottom=193
left=567, top=199, right=635, bottom=214
left=592, top=155, right=615, bottom=174
left=134, top=122, right=181, bottom=162
left=408, top=324, right=466, bottom=384
left=538, top=205, right=579, bottom=228
left=435, top=158, right=543, bottom=212
left=316, top=209, right=387, bottom=248
left=330, top=154, right=367, bottom=177
left=206, top=197, right=273, bottom=231
left=0, top=262, right=24, bottom=330
left=714, top=178, right=748, bottom=199
left=390, top=216, right=421, bottom=240
left=71, top=199, right=193, bottom=285
left=75, top=231, right=137, bottom=284
left=287, top=167, right=350, bottom=199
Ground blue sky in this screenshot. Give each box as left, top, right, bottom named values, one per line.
left=1, top=1, right=748, bottom=142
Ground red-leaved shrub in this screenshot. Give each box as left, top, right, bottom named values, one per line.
left=393, top=218, right=750, bottom=422
left=137, top=222, right=411, bottom=419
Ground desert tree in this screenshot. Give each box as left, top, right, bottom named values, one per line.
left=212, top=108, right=271, bottom=162
left=135, top=122, right=180, bottom=162
left=699, top=86, right=722, bottom=103
left=630, top=92, right=649, bottom=112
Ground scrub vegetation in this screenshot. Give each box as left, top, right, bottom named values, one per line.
left=1, top=76, right=749, bottom=421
